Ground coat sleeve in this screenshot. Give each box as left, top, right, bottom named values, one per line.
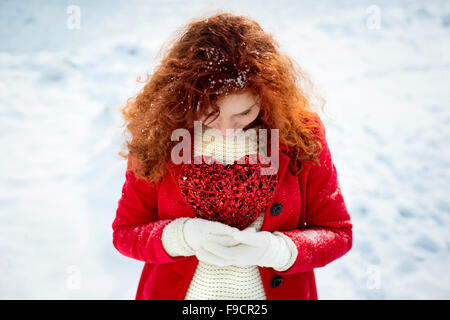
left=274, top=116, right=353, bottom=275
left=112, top=159, right=191, bottom=264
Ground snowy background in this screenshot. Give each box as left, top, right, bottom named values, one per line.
left=0, top=0, right=449, bottom=299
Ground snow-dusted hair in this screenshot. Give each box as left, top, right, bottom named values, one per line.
left=120, top=11, right=326, bottom=182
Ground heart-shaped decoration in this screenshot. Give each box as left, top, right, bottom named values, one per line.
left=178, top=153, right=279, bottom=230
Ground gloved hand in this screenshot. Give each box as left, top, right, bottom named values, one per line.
left=200, top=226, right=293, bottom=269
left=183, top=218, right=242, bottom=266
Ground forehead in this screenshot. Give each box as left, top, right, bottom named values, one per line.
left=214, top=91, right=259, bottom=112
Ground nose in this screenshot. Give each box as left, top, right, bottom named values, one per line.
left=218, top=124, right=237, bottom=136
left=220, top=127, right=237, bottom=136
left=215, top=119, right=237, bottom=136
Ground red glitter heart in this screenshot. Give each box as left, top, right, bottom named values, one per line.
left=178, top=153, right=279, bottom=230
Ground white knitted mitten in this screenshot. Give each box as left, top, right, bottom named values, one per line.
left=161, top=217, right=195, bottom=257
left=161, top=217, right=241, bottom=260
left=201, top=227, right=298, bottom=271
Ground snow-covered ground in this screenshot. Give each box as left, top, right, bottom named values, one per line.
left=0, top=0, right=449, bottom=299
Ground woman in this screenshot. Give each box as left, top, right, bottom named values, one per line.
left=112, top=12, right=353, bottom=300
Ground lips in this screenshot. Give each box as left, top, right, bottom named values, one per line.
left=178, top=153, right=278, bottom=230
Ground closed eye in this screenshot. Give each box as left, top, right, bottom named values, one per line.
left=237, top=105, right=254, bottom=116
left=237, top=98, right=260, bottom=116
left=239, top=109, right=252, bottom=116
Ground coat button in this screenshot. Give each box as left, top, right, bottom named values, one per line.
left=270, top=203, right=283, bottom=216
left=271, top=276, right=283, bottom=288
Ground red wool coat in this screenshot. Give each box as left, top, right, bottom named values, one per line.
left=112, top=117, right=353, bottom=300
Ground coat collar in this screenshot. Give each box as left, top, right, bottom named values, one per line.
left=166, top=143, right=291, bottom=180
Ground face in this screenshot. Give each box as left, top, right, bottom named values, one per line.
left=199, top=91, right=261, bottom=136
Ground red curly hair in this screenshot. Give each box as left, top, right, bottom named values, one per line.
left=120, top=11, right=327, bottom=183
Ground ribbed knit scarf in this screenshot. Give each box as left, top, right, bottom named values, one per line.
left=177, top=125, right=278, bottom=230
